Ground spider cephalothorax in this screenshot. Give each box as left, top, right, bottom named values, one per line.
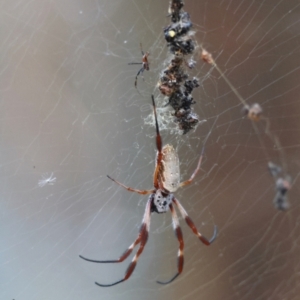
left=151, top=190, right=173, bottom=214
left=79, top=95, right=217, bottom=287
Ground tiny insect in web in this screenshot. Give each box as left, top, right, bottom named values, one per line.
left=201, top=48, right=263, bottom=122
left=128, top=43, right=149, bottom=89
left=268, top=162, right=291, bottom=211
left=79, top=95, right=218, bottom=287
left=38, top=172, right=56, bottom=187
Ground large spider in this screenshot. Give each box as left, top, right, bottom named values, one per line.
left=79, top=95, right=217, bottom=287
left=128, top=43, right=149, bottom=89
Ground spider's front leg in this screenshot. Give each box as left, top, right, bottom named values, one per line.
left=179, top=146, right=204, bottom=188
left=107, top=175, right=154, bottom=195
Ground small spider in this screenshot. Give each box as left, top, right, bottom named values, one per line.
left=128, top=43, right=149, bottom=89
left=38, top=172, right=56, bottom=187
left=79, top=95, right=217, bottom=287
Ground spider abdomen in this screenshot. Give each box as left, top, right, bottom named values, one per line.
left=161, top=144, right=180, bottom=192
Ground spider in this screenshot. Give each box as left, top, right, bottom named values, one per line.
left=128, top=43, right=149, bottom=89
left=79, top=95, right=217, bottom=287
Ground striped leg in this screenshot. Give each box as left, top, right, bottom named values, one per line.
left=93, top=197, right=152, bottom=287
left=79, top=232, right=142, bottom=264
left=134, top=67, right=145, bottom=88
left=157, top=203, right=184, bottom=284
left=173, top=198, right=218, bottom=245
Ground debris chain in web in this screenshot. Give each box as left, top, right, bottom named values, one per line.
left=158, top=0, right=200, bottom=134
left=201, top=48, right=292, bottom=211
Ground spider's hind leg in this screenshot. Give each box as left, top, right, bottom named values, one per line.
left=157, top=202, right=184, bottom=285
left=79, top=232, right=142, bottom=264
left=82, top=196, right=153, bottom=287
left=173, top=198, right=218, bottom=245
left=134, top=67, right=145, bottom=88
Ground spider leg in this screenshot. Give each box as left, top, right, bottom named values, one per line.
left=179, top=146, right=204, bottom=188
left=140, top=42, right=144, bottom=55
left=152, top=95, right=162, bottom=153
left=134, top=67, right=145, bottom=88
left=107, top=175, right=154, bottom=195
left=157, top=203, right=184, bottom=285
left=79, top=233, right=142, bottom=263
left=173, top=198, right=218, bottom=245
left=94, top=197, right=152, bottom=287
left=151, top=95, right=163, bottom=189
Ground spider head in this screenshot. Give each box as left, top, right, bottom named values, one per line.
left=150, top=190, right=173, bottom=214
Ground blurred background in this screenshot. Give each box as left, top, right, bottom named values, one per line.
left=0, top=0, right=300, bottom=299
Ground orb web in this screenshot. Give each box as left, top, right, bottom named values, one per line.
left=0, top=1, right=300, bottom=300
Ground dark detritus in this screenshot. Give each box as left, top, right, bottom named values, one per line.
left=158, top=1, right=201, bottom=134
left=168, top=0, right=184, bottom=22
left=174, top=109, right=199, bottom=134
left=268, top=162, right=291, bottom=211
left=164, top=12, right=192, bottom=43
